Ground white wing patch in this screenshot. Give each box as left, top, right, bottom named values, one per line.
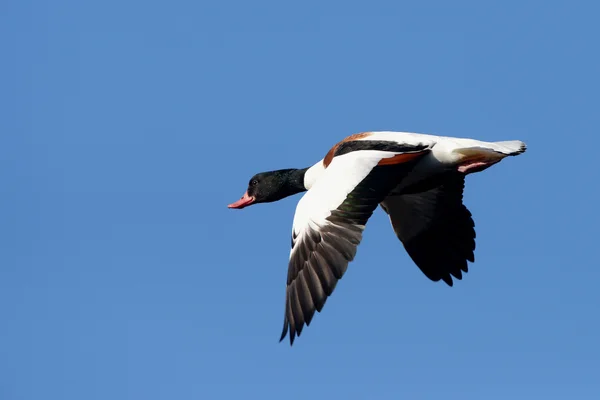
left=357, top=131, right=440, bottom=146
left=291, top=150, right=400, bottom=238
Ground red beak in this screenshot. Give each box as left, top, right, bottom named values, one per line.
left=228, top=191, right=256, bottom=209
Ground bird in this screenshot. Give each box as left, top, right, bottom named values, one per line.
left=228, top=131, right=527, bottom=345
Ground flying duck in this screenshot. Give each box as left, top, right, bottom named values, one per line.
left=228, top=131, right=527, bottom=345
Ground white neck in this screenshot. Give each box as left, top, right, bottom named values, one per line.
left=303, top=160, right=326, bottom=190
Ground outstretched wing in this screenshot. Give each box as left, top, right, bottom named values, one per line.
left=380, top=173, right=476, bottom=286
left=280, top=143, right=431, bottom=345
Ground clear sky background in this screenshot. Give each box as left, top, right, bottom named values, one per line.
left=2, top=1, right=600, bottom=399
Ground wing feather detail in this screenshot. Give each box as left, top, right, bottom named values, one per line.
left=280, top=145, right=432, bottom=344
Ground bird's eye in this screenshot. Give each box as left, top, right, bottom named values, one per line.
left=250, top=180, right=258, bottom=186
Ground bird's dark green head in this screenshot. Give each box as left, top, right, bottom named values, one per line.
left=228, top=168, right=308, bottom=209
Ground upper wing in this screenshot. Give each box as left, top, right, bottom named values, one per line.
left=380, top=173, right=476, bottom=286
left=322, top=131, right=439, bottom=168
left=280, top=144, right=431, bottom=345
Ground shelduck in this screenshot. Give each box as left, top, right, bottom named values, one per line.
left=228, top=131, right=527, bottom=345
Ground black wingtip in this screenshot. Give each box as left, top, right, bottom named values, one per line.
left=279, top=331, right=295, bottom=346
left=279, top=321, right=297, bottom=346
left=279, top=321, right=288, bottom=343
left=442, top=275, right=454, bottom=287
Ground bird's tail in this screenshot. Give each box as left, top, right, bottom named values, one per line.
left=487, top=140, right=527, bottom=156
left=452, top=139, right=527, bottom=174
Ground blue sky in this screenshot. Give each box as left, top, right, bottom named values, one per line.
left=2, top=0, right=600, bottom=399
